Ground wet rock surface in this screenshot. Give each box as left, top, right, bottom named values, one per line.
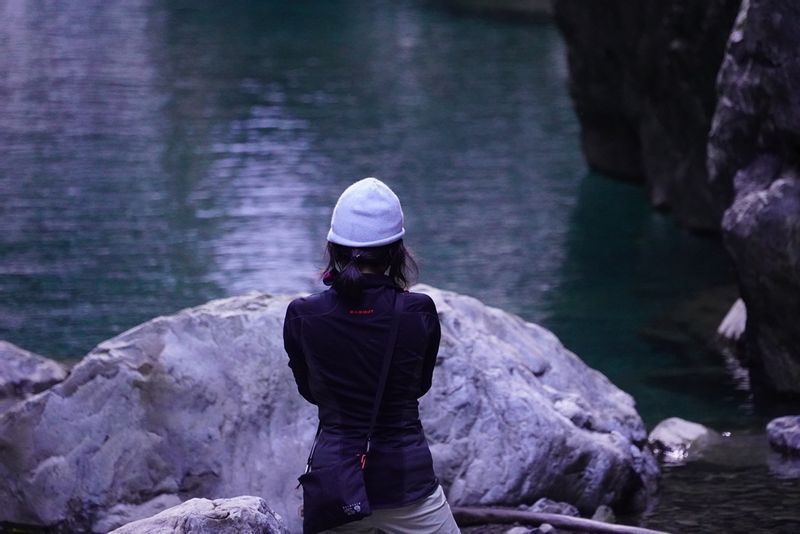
left=0, top=286, right=657, bottom=532
left=552, top=0, right=740, bottom=229
left=709, top=0, right=800, bottom=395
left=648, top=418, right=721, bottom=463
left=109, top=496, right=288, bottom=534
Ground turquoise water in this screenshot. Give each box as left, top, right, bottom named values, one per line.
left=1, top=0, right=798, bottom=530
left=1, top=0, right=583, bottom=364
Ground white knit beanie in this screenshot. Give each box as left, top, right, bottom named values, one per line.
left=327, top=177, right=406, bottom=247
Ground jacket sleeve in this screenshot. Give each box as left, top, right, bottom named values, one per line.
left=283, top=302, right=317, bottom=405
left=418, top=298, right=441, bottom=397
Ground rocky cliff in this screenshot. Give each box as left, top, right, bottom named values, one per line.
left=554, top=0, right=800, bottom=396
left=553, top=0, right=741, bottom=230
left=709, top=0, right=800, bottom=395
left=0, top=286, right=657, bottom=533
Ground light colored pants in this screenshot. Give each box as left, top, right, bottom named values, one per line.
left=322, top=485, right=461, bottom=534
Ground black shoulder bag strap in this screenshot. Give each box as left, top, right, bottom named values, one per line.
left=302, top=291, right=404, bottom=476
left=361, top=290, right=404, bottom=468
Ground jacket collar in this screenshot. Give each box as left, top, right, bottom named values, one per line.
left=359, top=273, right=398, bottom=289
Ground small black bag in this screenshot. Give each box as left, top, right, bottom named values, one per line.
left=298, top=454, right=371, bottom=533
left=298, top=293, right=403, bottom=534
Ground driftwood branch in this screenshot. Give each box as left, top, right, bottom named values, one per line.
left=451, top=506, right=671, bottom=534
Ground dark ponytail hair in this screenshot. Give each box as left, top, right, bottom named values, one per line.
left=322, top=240, right=418, bottom=301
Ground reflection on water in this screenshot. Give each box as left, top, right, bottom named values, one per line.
left=1, top=0, right=581, bottom=359
left=0, top=0, right=222, bottom=357
left=198, top=99, right=324, bottom=294
left=542, top=172, right=748, bottom=429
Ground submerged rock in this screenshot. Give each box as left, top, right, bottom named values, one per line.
left=109, top=496, right=288, bottom=534
left=766, top=416, right=800, bottom=457
left=0, top=340, right=67, bottom=413
left=709, top=0, right=800, bottom=396
left=648, top=417, right=721, bottom=463
left=0, top=286, right=657, bottom=532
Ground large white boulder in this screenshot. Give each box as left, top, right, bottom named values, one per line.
left=0, top=286, right=657, bottom=532
left=416, top=285, right=657, bottom=513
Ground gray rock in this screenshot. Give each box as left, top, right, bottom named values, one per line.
left=552, top=0, right=741, bottom=230
left=648, top=417, right=721, bottom=463
left=766, top=416, right=800, bottom=456
left=0, top=292, right=305, bottom=533
left=109, top=496, right=287, bottom=534
left=721, top=177, right=800, bottom=394
left=527, top=498, right=579, bottom=517
left=708, top=0, right=800, bottom=395
left=591, top=504, right=615, bottom=524
left=0, top=340, right=67, bottom=413
left=0, top=286, right=657, bottom=532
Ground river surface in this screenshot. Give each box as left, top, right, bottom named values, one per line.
left=1, top=0, right=798, bottom=531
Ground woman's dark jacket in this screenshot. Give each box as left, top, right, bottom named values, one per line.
left=283, top=273, right=441, bottom=508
